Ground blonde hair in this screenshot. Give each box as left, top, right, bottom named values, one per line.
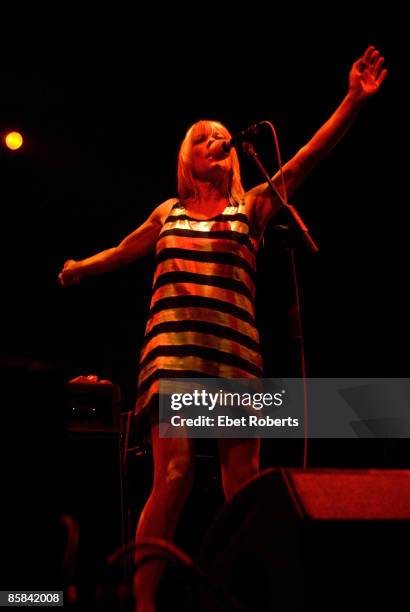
left=177, top=120, right=245, bottom=203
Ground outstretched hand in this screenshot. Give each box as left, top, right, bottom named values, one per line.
left=349, top=46, right=387, bottom=99
left=58, top=259, right=82, bottom=287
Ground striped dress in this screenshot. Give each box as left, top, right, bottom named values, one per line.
left=135, top=197, right=263, bottom=418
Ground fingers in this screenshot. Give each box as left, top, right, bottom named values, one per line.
left=355, top=46, right=388, bottom=89
left=362, top=45, right=375, bottom=63
left=358, top=45, right=382, bottom=72
left=59, top=259, right=81, bottom=287
left=373, top=56, right=385, bottom=78
left=377, top=68, right=388, bottom=86
left=373, top=57, right=387, bottom=83
left=58, top=275, right=70, bottom=288
left=368, top=48, right=380, bottom=66
left=365, top=48, right=388, bottom=86
left=356, top=45, right=374, bottom=70
left=58, top=272, right=80, bottom=287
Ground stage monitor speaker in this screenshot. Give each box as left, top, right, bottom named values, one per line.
left=197, top=468, right=410, bottom=612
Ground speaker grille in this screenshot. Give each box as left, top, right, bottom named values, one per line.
left=288, top=469, right=410, bottom=519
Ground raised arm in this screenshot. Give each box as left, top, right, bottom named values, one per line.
left=247, top=46, right=388, bottom=241
left=58, top=198, right=176, bottom=287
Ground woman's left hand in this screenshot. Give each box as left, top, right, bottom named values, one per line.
left=349, top=45, right=387, bottom=100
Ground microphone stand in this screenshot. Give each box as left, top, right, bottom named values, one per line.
left=241, top=142, right=318, bottom=469
left=241, top=142, right=318, bottom=254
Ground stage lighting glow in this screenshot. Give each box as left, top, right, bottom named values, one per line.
left=4, top=131, right=24, bottom=150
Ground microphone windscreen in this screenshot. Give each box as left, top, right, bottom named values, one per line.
left=208, top=139, right=231, bottom=161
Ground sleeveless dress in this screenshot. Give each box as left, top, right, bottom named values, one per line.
left=134, top=197, right=263, bottom=419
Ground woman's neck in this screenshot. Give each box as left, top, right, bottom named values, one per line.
left=188, top=182, right=230, bottom=216
left=195, top=180, right=227, bottom=203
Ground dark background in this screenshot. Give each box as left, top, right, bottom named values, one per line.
left=0, top=8, right=408, bottom=599
left=2, top=13, right=407, bottom=406
left=0, top=10, right=407, bottom=433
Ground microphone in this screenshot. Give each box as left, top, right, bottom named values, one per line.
left=208, top=122, right=265, bottom=160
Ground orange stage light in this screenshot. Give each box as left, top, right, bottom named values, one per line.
left=4, top=131, right=24, bottom=151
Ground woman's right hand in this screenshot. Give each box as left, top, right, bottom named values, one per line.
left=58, top=259, right=82, bottom=287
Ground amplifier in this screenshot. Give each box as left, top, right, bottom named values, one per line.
left=64, top=382, right=121, bottom=433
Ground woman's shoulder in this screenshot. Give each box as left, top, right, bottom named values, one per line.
left=155, top=197, right=180, bottom=225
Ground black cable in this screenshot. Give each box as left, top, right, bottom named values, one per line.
left=107, top=538, right=251, bottom=612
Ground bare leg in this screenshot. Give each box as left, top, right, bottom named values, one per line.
left=133, top=421, right=194, bottom=612
left=218, top=437, right=260, bottom=501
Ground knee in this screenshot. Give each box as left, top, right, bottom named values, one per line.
left=166, top=456, right=193, bottom=487
left=154, top=456, right=193, bottom=502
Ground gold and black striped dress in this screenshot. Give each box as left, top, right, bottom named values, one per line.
left=135, top=197, right=263, bottom=418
